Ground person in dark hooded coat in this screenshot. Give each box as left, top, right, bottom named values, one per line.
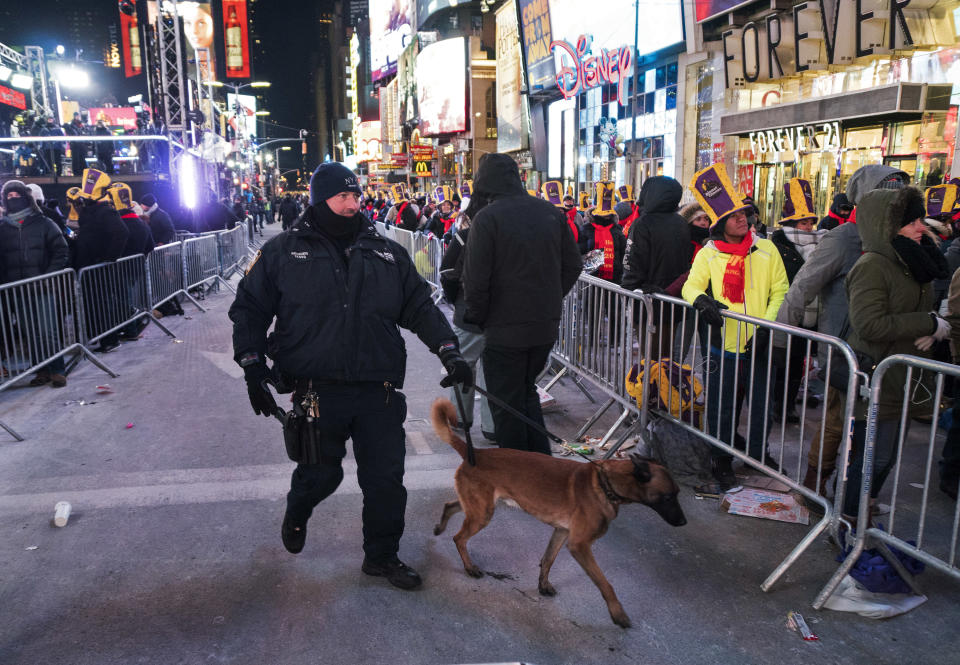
left=462, top=153, right=582, bottom=455
left=819, top=193, right=854, bottom=230
left=621, top=176, right=691, bottom=292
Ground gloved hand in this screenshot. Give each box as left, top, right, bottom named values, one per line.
left=243, top=361, right=278, bottom=417
left=915, top=335, right=936, bottom=352
left=693, top=294, right=728, bottom=328
left=931, top=314, right=951, bottom=341
left=438, top=343, right=473, bottom=390
left=639, top=284, right=666, bottom=295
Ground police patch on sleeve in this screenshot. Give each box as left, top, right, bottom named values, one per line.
left=245, top=250, right=262, bottom=274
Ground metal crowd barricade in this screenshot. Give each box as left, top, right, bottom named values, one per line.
left=411, top=233, right=444, bottom=303
left=146, top=241, right=205, bottom=315
left=639, top=292, right=863, bottom=599
left=0, top=269, right=117, bottom=441
left=183, top=234, right=235, bottom=295
left=216, top=224, right=250, bottom=280
left=548, top=275, right=645, bottom=449
left=77, top=255, right=177, bottom=347
left=815, top=354, right=960, bottom=608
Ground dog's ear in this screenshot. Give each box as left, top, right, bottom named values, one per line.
left=630, top=455, right=652, bottom=483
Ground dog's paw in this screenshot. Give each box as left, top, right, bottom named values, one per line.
left=465, top=566, right=484, bottom=578
left=612, top=612, right=632, bottom=629
left=538, top=583, right=557, bottom=597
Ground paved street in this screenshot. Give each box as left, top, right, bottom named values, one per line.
left=0, top=225, right=957, bottom=665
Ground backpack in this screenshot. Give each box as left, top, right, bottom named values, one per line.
left=625, top=359, right=704, bottom=427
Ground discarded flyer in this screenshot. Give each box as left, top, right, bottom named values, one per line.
left=787, top=611, right=819, bottom=641
left=721, top=487, right=809, bottom=525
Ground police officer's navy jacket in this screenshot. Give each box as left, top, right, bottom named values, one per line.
left=229, top=211, right=455, bottom=387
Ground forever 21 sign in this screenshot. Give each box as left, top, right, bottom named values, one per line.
left=748, top=121, right=841, bottom=156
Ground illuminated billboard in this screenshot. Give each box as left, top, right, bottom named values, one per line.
left=415, top=37, right=466, bottom=136
left=226, top=93, right=258, bottom=139
left=520, top=0, right=683, bottom=93
left=694, top=0, right=751, bottom=23
left=370, top=0, right=413, bottom=82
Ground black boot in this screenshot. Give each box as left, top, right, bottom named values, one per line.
left=281, top=513, right=307, bottom=554
left=361, top=556, right=423, bottom=590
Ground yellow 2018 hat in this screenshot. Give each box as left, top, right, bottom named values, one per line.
left=689, top=163, right=750, bottom=227
left=594, top=181, right=617, bottom=216
left=780, top=177, right=817, bottom=225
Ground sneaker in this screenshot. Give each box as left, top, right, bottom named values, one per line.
left=361, top=556, right=423, bottom=590
left=50, top=373, right=67, bottom=388
left=281, top=514, right=306, bottom=554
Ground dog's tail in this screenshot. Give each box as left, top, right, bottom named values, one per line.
left=430, top=397, right=468, bottom=459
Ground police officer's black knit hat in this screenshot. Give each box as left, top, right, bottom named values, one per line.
left=309, top=162, right=362, bottom=206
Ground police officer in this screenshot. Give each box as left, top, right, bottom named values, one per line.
left=229, top=162, right=471, bottom=590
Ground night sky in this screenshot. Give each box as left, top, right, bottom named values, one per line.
left=1, top=0, right=330, bottom=170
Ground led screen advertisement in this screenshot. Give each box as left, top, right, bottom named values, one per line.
left=519, top=0, right=683, bottom=93
left=222, top=0, right=251, bottom=78
left=694, top=0, right=752, bottom=23
left=226, top=93, right=258, bottom=139
left=370, top=0, right=414, bottom=82
left=415, top=38, right=466, bottom=136
left=415, top=0, right=455, bottom=29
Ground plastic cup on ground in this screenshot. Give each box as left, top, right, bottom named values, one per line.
left=54, top=501, right=71, bottom=527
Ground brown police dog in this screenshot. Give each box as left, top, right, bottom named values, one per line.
left=430, top=398, right=686, bottom=628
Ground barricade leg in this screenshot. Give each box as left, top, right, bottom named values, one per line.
left=575, top=397, right=616, bottom=441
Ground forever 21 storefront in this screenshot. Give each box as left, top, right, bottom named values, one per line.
left=688, top=0, right=960, bottom=225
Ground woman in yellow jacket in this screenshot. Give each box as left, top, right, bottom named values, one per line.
left=681, top=164, right=790, bottom=491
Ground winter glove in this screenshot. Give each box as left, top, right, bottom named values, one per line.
left=639, top=284, right=666, bottom=296
left=693, top=294, right=728, bottom=328
left=438, top=343, right=473, bottom=391
left=241, top=357, right=278, bottom=417
left=914, top=336, right=936, bottom=352
left=931, top=314, right=951, bottom=341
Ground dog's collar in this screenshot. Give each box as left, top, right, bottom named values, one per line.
left=596, top=466, right=630, bottom=505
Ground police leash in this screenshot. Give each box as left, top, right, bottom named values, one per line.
left=451, top=386, right=477, bottom=467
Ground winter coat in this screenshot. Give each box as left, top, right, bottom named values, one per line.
left=846, top=188, right=936, bottom=418
left=577, top=212, right=626, bottom=284
left=201, top=200, right=238, bottom=232
left=0, top=211, right=70, bottom=283
left=774, top=164, right=908, bottom=340
left=426, top=211, right=456, bottom=238
left=38, top=203, right=68, bottom=236
left=278, top=198, right=299, bottom=226
left=462, top=153, right=582, bottom=347
left=120, top=212, right=155, bottom=257
left=74, top=201, right=129, bottom=269
left=439, top=226, right=481, bottom=334
left=229, top=210, right=455, bottom=386
left=946, top=267, right=960, bottom=362
left=621, top=177, right=692, bottom=291
left=148, top=207, right=176, bottom=245
left=681, top=233, right=789, bottom=354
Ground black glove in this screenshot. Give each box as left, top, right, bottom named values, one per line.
left=693, top=294, right=728, bottom=328
left=639, top=284, right=666, bottom=295
left=242, top=359, right=278, bottom=417
left=438, top=343, right=473, bottom=390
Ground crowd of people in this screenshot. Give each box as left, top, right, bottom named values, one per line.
left=358, top=158, right=960, bottom=526
left=0, top=168, right=181, bottom=387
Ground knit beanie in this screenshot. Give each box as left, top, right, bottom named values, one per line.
left=141, top=193, right=157, bottom=208
left=309, top=162, right=362, bottom=206
left=26, top=183, right=44, bottom=203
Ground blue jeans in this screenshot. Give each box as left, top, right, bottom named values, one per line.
left=702, top=341, right=772, bottom=462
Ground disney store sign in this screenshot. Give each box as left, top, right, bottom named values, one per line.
left=550, top=35, right=632, bottom=107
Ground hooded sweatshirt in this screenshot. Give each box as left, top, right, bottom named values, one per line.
left=461, top=153, right=582, bottom=346
left=621, top=176, right=691, bottom=291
